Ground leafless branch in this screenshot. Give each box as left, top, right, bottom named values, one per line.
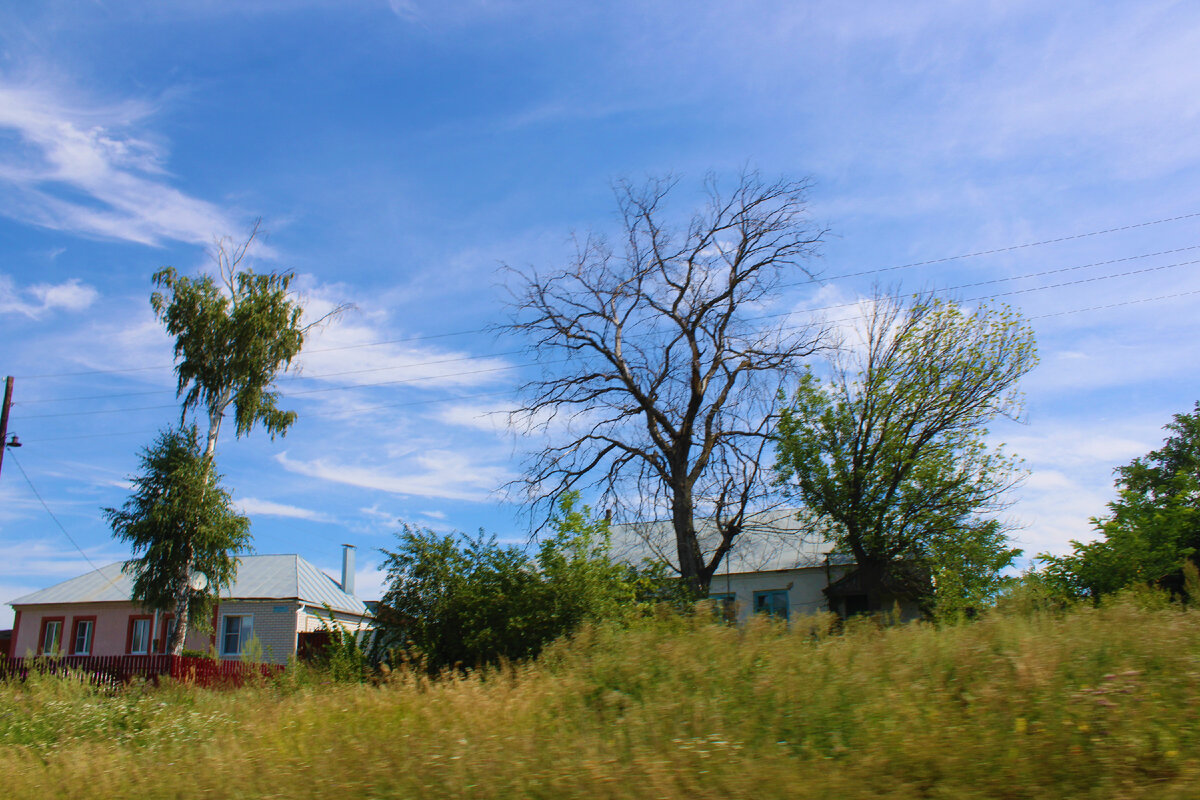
left=502, top=171, right=830, bottom=590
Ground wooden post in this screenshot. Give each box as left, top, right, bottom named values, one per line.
left=0, top=376, right=12, bottom=479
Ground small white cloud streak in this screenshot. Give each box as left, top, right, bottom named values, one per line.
left=275, top=449, right=513, bottom=502
left=235, top=497, right=338, bottom=524
left=287, top=284, right=516, bottom=393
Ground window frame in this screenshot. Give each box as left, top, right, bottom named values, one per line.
left=70, top=616, right=97, bottom=655
left=707, top=591, right=738, bottom=621
left=220, top=614, right=254, bottom=658
left=38, top=617, right=65, bottom=656
left=127, top=615, right=153, bottom=655
left=158, top=614, right=176, bottom=654
left=753, top=589, right=790, bottom=620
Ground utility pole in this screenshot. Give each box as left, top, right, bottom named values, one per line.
left=0, top=375, right=17, bottom=479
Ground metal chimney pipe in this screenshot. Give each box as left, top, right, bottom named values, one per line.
left=341, top=544, right=356, bottom=597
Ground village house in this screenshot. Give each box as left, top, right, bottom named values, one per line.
left=609, top=509, right=923, bottom=622
left=7, top=546, right=372, bottom=665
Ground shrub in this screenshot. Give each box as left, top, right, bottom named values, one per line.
left=375, top=493, right=677, bottom=672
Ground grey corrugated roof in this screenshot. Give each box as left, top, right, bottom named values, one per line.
left=609, top=507, right=854, bottom=574
left=9, top=554, right=370, bottom=616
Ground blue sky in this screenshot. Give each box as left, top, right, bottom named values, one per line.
left=2, top=0, right=1198, bottom=626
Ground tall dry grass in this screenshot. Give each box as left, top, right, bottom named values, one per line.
left=4, top=597, right=1200, bottom=798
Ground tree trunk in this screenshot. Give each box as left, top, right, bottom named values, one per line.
left=205, top=406, right=223, bottom=460
left=169, top=409, right=222, bottom=657
left=672, top=486, right=707, bottom=595
left=169, top=554, right=191, bottom=655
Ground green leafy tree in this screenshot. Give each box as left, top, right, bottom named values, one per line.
left=1040, top=402, right=1200, bottom=599
left=104, top=426, right=251, bottom=651
left=151, top=221, right=338, bottom=459
left=376, top=493, right=663, bottom=672
left=774, top=292, right=1036, bottom=614
left=141, top=223, right=344, bottom=654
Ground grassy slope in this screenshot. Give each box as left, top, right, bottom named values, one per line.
left=3, top=600, right=1200, bottom=799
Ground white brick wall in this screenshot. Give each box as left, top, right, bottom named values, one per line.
left=215, top=600, right=299, bottom=665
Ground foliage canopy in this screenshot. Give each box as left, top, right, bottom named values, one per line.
left=376, top=493, right=679, bottom=672
left=150, top=226, right=310, bottom=456
left=1040, top=401, right=1200, bottom=599
left=774, top=293, right=1036, bottom=614
left=104, top=426, right=251, bottom=630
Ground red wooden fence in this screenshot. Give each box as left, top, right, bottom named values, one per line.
left=0, top=654, right=283, bottom=688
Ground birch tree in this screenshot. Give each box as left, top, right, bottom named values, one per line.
left=105, top=426, right=250, bottom=650
left=137, top=221, right=342, bottom=653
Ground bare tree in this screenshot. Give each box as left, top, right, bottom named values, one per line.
left=505, top=172, right=828, bottom=593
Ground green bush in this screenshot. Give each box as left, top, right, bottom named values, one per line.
left=375, top=493, right=678, bottom=672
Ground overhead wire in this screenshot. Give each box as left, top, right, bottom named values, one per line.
left=6, top=449, right=125, bottom=591
left=12, top=247, right=1199, bottom=421
left=16, top=241, right=1200, bottom=408
left=15, top=209, right=1200, bottom=383
left=12, top=279, right=1200, bottom=445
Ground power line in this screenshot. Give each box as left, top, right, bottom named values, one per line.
left=1027, top=287, right=1200, bottom=320
left=18, top=241, right=1200, bottom=409
left=744, top=246, right=1200, bottom=326
left=16, top=209, right=1199, bottom=382
left=11, top=256, right=1200, bottom=422
left=18, top=348, right=528, bottom=406
left=12, top=283, right=1200, bottom=444
left=14, top=357, right=571, bottom=419
left=6, top=449, right=123, bottom=592
left=16, top=389, right=521, bottom=443
left=801, top=210, right=1200, bottom=285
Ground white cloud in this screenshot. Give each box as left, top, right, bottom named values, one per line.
left=0, top=82, right=240, bottom=246
left=319, top=558, right=388, bottom=602
left=235, top=497, right=337, bottom=524
left=282, top=280, right=518, bottom=397
left=0, top=275, right=98, bottom=318
left=1003, top=426, right=1152, bottom=472
left=434, top=400, right=514, bottom=433
left=276, top=448, right=513, bottom=502
left=1006, top=468, right=1112, bottom=557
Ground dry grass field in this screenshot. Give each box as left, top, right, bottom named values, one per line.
left=4, top=596, right=1200, bottom=799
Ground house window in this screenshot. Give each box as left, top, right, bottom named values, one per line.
left=71, top=618, right=95, bottom=655
left=708, top=592, right=737, bottom=620
left=753, top=589, right=790, bottom=619
left=39, top=618, right=64, bottom=655
left=128, top=617, right=152, bottom=654
left=221, top=615, right=253, bottom=657
left=160, top=616, right=176, bottom=653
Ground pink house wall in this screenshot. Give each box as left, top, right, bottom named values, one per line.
left=10, top=603, right=212, bottom=658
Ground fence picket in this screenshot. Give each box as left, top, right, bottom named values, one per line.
left=0, top=653, right=282, bottom=688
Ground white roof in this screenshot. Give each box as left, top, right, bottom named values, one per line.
left=9, top=554, right=370, bottom=617
left=609, top=507, right=852, bottom=574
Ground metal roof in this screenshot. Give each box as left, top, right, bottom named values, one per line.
left=9, top=554, right=370, bottom=617
left=609, top=507, right=854, bottom=574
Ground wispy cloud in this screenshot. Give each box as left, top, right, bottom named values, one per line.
left=276, top=449, right=513, bottom=502
left=0, top=274, right=98, bottom=318
left=235, top=497, right=338, bottom=524
left=0, top=82, right=240, bottom=246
